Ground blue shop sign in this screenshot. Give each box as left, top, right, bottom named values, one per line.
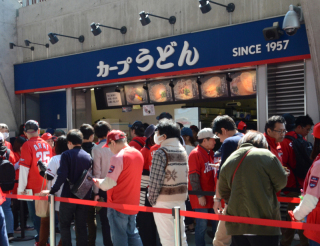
left=14, top=16, right=310, bottom=94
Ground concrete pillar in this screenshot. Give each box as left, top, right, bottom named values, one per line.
left=66, top=88, right=73, bottom=131
left=301, top=0, right=320, bottom=117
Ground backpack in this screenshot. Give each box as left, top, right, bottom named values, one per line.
left=0, top=150, right=16, bottom=192
left=285, top=135, right=313, bottom=180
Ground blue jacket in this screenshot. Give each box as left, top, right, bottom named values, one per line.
left=50, top=146, right=92, bottom=199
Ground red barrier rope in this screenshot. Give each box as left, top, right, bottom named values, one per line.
left=5, top=193, right=319, bottom=231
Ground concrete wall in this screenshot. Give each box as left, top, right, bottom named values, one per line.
left=0, top=0, right=21, bottom=133
left=16, top=0, right=301, bottom=63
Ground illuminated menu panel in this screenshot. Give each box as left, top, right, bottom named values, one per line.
left=124, top=83, right=148, bottom=105
left=173, top=77, right=199, bottom=101
left=230, top=70, right=257, bottom=96
left=148, top=80, right=173, bottom=103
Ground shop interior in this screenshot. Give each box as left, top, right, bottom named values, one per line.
left=22, top=69, right=257, bottom=139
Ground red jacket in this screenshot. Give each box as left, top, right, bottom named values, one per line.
left=188, top=145, right=215, bottom=209
left=140, top=143, right=153, bottom=170
left=280, top=131, right=304, bottom=189
left=129, top=137, right=147, bottom=151
left=264, top=133, right=283, bottom=164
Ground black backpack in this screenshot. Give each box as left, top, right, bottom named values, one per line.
left=285, top=135, right=313, bottom=180
left=0, top=150, right=16, bottom=192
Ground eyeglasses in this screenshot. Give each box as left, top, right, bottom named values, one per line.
left=272, top=129, right=287, bottom=135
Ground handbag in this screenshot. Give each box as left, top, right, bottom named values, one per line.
left=231, top=148, right=255, bottom=185
left=68, top=167, right=94, bottom=199
left=35, top=174, right=49, bottom=218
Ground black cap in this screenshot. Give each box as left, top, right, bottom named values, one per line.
left=24, top=120, right=39, bottom=133
left=144, top=124, right=156, bottom=139
left=282, top=113, right=295, bottom=132
left=156, top=112, right=172, bottom=120
left=128, top=121, right=144, bottom=130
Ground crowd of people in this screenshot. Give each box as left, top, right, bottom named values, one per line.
left=0, top=111, right=320, bottom=246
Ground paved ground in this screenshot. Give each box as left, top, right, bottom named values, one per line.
left=9, top=216, right=301, bottom=246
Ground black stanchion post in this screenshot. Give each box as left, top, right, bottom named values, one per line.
left=12, top=200, right=34, bottom=241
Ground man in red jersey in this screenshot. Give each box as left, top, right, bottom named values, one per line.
left=18, top=120, right=52, bottom=245
left=189, top=128, right=219, bottom=246
left=93, top=130, right=143, bottom=246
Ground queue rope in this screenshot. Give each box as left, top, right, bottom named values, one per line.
left=4, top=193, right=319, bottom=231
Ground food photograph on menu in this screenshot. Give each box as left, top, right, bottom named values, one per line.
left=124, top=83, right=148, bottom=105
left=173, top=77, right=199, bottom=101
left=148, top=80, right=173, bottom=103
left=230, top=70, right=257, bottom=96
left=201, top=74, right=228, bottom=99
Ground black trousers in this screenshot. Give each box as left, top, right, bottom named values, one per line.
left=59, top=202, right=88, bottom=246
left=98, top=189, right=113, bottom=246
left=12, top=199, right=28, bottom=229
left=232, top=235, right=279, bottom=246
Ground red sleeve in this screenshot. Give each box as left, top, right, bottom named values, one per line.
left=280, top=139, right=296, bottom=169
left=188, top=151, right=200, bottom=175
left=20, top=144, right=32, bottom=169
left=8, top=151, right=16, bottom=164
left=5, top=141, right=13, bottom=151
left=140, top=148, right=150, bottom=170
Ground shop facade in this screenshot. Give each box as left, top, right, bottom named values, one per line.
left=14, top=16, right=317, bottom=140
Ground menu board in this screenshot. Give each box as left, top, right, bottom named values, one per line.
left=230, top=70, right=257, bottom=96
left=200, top=74, right=228, bottom=99
left=173, top=77, right=199, bottom=101
left=124, top=83, right=148, bottom=105
left=106, top=92, right=122, bottom=107
left=148, top=80, right=173, bottom=103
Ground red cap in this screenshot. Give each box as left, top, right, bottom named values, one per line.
left=41, top=133, right=55, bottom=141
left=312, top=122, right=320, bottom=139
left=238, top=121, right=247, bottom=131
left=103, top=130, right=126, bottom=147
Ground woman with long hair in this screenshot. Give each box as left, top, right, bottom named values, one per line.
left=292, top=123, right=320, bottom=246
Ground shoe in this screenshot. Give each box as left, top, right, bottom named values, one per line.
left=34, top=242, right=40, bottom=246
left=55, top=227, right=60, bottom=233
left=8, top=233, right=14, bottom=241
left=294, top=233, right=300, bottom=241
left=14, top=226, right=21, bottom=233
left=207, top=230, right=214, bottom=239
left=186, top=228, right=195, bottom=234
left=25, top=225, right=34, bottom=231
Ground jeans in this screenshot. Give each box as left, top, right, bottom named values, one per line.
left=27, top=200, right=41, bottom=242
left=0, top=206, right=9, bottom=246
left=2, top=198, right=13, bottom=234
left=195, top=208, right=217, bottom=246
left=98, top=189, right=112, bottom=246
left=59, top=202, right=88, bottom=246
left=310, top=239, right=320, bottom=246
left=107, top=208, right=143, bottom=246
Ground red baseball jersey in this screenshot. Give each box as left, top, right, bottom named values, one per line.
left=20, top=137, right=52, bottom=194
left=188, top=145, right=216, bottom=209
left=107, top=146, right=144, bottom=215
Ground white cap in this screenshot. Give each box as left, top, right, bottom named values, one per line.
left=197, top=128, right=219, bottom=140
left=0, top=132, right=3, bottom=143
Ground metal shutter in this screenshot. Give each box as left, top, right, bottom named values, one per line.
left=267, top=60, right=305, bottom=118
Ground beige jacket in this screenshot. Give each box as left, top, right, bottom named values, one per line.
left=92, top=140, right=114, bottom=194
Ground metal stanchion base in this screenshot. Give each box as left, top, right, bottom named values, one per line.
left=12, top=236, right=34, bottom=241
